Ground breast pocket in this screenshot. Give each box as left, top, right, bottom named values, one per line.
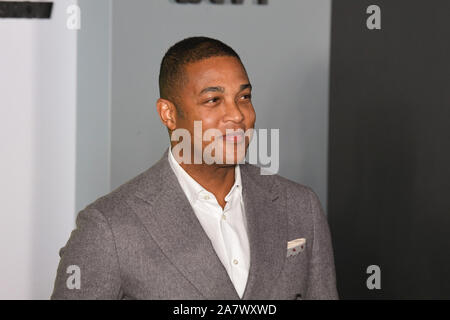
left=284, top=249, right=307, bottom=267
left=286, top=244, right=306, bottom=258
left=279, top=243, right=309, bottom=293
left=286, top=238, right=306, bottom=257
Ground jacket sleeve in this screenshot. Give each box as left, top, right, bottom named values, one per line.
left=50, top=207, right=122, bottom=299
left=304, top=188, right=339, bottom=299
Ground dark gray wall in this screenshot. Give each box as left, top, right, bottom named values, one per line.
left=329, top=0, right=450, bottom=299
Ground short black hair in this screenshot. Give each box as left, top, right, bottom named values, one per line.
left=159, top=36, right=243, bottom=117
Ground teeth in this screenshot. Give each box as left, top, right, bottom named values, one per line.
left=224, top=132, right=244, bottom=142
left=225, top=131, right=244, bottom=136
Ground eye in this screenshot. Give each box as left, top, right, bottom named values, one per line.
left=240, top=93, right=252, bottom=100
left=205, top=97, right=220, bottom=104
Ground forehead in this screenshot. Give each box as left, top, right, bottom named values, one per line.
left=183, top=56, right=249, bottom=93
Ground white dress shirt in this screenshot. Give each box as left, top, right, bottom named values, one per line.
left=168, top=147, right=250, bottom=298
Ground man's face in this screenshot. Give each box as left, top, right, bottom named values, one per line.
left=173, top=56, right=256, bottom=165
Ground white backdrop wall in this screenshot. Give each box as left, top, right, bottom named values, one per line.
left=0, top=18, right=36, bottom=300
left=0, top=0, right=78, bottom=299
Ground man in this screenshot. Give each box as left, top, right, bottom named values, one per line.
left=51, top=37, right=338, bottom=300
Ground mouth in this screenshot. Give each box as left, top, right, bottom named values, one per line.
left=222, top=131, right=245, bottom=143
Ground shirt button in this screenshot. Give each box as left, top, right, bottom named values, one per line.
left=222, top=214, right=226, bottom=220
left=233, top=259, right=239, bottom=265
left=203, top=195, right=210, bottom=200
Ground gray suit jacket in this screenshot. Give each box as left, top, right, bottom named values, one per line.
left=51, top=149, right=338, bottom=300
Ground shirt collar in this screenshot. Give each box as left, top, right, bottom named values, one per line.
left=168, top=146, right=242, bottom=204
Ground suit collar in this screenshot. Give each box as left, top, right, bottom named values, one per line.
left=131, top=148, right=287, bottom=299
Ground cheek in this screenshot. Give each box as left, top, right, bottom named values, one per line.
left=198, top=113, right=221, bottom=131
left=245, top=106, right=256, bottom=126
left=175, top=118, right=194, bottom=136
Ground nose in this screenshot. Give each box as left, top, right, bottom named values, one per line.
left=223, top=99, right=244, bottom=123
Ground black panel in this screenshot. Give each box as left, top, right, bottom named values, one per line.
left=329, top=0, right=450, bottom=299
left=0, top=2, right=53, bottom=19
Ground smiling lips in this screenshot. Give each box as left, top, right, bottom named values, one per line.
left=223, top=131, right=245, bottom=143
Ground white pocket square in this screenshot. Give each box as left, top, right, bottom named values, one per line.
left=287, top=238, right=306, bottom=257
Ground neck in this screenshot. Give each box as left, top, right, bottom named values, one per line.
left=180, top=162, right=236, bottom=209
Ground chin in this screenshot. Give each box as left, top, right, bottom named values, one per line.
left=223, top=149, right=247, bottom=165
left=201, top=140, right=248, bottom=165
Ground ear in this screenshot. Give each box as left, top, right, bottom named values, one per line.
left=156, top=98, right=177, bottom=131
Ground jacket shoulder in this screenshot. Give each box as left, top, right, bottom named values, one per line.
left=83, top=156, right=165, bottom=217
left=241, top=162, right=315, bottom=200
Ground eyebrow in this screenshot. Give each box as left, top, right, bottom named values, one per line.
left=199, top=83, right=252, bottom=95
left=199, top=86, right=225, bottom=95
left=240, top=83, right=252, bottom=91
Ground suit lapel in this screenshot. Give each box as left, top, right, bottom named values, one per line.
left=130, top=149, right=287, bottom=300
left=131, top=150, right=240, bottom=299
left=240, top=165, right=288, bottom=300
